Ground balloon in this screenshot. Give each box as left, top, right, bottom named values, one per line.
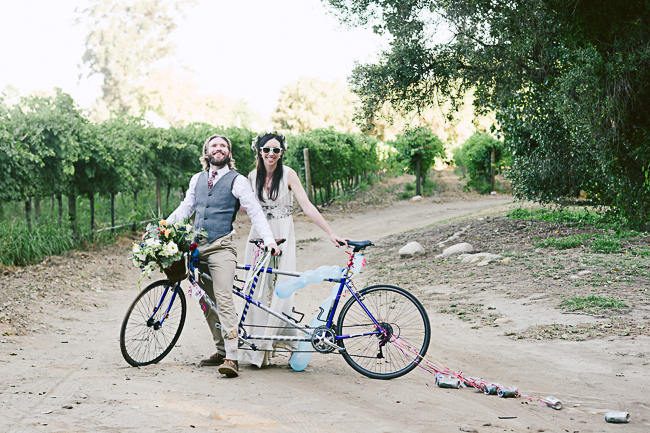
left=289, top=341, right=312, bottom=371
left=275, top=276, right=307, bottom=298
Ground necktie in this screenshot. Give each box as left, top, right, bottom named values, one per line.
left=208, top=170, right=218, bottom=189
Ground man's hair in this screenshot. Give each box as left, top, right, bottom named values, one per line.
left=200, top=134, right=236, bottom=171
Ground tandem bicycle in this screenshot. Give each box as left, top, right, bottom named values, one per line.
left=119, top=239, right=431, bottom=379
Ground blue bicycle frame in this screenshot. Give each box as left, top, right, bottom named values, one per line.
left=182, top=247, right=386, bottom=350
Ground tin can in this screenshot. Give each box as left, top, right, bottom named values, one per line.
left=436, top=374, right=461, bottom=389
left=483, top=384, right=498, bottom=395
left=543, top=396, right=562, bottom=410
left=604, top=411, right=630, bottom=423
left=497, top=386, right=519, bottom=398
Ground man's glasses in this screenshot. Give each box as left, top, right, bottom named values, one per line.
left=261, top=147, right=282, bottom=154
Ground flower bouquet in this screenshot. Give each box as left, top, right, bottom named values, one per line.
left=132, top=220, right=205, bottom=284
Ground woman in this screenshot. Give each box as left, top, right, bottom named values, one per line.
left=239, top=132, right=346, bottom=367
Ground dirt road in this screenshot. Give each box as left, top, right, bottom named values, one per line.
left=2, top=194, right=648, bottom=432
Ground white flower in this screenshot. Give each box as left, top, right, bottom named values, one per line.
left=186, top=223, right=193, bottom=233
left=161, top=241, right=179, bottom=257
left=145, top=237, right=160, bottom=247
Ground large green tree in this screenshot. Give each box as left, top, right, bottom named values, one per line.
left=272, top=78, right=360, bottom=133
left=325, top=0, right=650, bottom=227
left=77, top=0, right=181, bottom=118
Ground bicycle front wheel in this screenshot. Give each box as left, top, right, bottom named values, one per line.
left=337, top=284, right=430, bottom=379
left=120, top=280, right=187, bottom=366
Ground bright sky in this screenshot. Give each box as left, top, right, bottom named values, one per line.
left=0, top=0, right=386, bottom=121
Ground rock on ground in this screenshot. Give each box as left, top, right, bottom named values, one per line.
left=437, top=224, right=471, bottom=248
left=436, top=242, right=474, bottom=258
left=399, top=241, right=425, bottom=257
left=458, top=252, right=502, bottom=266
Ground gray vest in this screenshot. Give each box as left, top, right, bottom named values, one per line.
left=194, top=170, right=240, bottom=242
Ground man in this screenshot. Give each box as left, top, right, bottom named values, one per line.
left=167, top=134, right=278, bottom=378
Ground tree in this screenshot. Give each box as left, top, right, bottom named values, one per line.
left=6, top=90, right=86, bottom=231
left=393, top=127, right=445, bottom=195
left=145, top=68, right=261, bottom=128
left=272, top=78, right=360, bottom=133
left=77, top=0, right=181, bottom=118
left=325, top=0, right=650, bottom=227
left=454, top=132, right=510, bottom=194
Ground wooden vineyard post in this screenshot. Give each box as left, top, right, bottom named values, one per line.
left=303, top=148, right=313, bottom=202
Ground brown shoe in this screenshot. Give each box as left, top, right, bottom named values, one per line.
left=198, top=352, right=225, bottom=367
left=217, top=359, right=239, bottom=378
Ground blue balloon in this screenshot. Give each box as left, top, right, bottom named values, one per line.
left=290, top=341, right=312, bottom=371
left=275, top=276, right=307, bottom=298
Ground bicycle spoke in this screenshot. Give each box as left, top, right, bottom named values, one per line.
left=120, top=281, right=187, bottom=366
left=338, top=285, right=430, bottom=379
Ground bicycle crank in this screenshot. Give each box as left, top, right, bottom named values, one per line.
left=310, top=326, right=338, bottom=353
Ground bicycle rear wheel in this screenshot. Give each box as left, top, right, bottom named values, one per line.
left=120, top=280, right=186, bottom=366
left=337, top=284, right=430, bottom=379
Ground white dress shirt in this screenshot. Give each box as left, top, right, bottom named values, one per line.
left=167, top=166, right=275, bottom=246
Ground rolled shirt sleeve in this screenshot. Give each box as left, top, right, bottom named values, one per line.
left=167, top=172, right=200, bottom=224
left=232, top=175, right=275, bottom=246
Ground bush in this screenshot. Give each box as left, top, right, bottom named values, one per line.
left=393, top=127, right=445, bottom=196
left=507, top=208, right=602, bottom=226
left=455, top=132, right=511, bottom=194
left=0, top=222, right=76, bottom=266
left=285, top=129, right=380, bottom=203
left=591, top=237, right=622, bottom=253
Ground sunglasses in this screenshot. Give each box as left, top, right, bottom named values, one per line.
left=261, top=147, right=282, bottom=154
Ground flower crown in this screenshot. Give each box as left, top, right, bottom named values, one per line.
left=251, top=131, right=286, bottom=152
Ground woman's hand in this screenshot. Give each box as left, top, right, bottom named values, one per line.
left=330, top=233, right=347, bottom=247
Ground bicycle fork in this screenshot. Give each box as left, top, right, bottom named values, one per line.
left=148, top=282, right=182, bottom=329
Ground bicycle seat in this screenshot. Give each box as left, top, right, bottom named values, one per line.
left=341, top=240, right=373, bottom=252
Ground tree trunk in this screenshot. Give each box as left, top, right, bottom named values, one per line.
left=34, top=197, right=40, bottom=220
left=89, top=193, right=95, bottom=239
left=166, top=182, right=171, bottom=209
left=303, top=148, right=313, bottom=202
left=415, top=159, right=422, bottom=196
left=490, top=147, right=496, bottom=193
left=421, top=169, right=427, bottom=194
left=25, top=199, right=32, bottom=232
left=57, top=194, right=62, bottom=228
left=132, top=190, right=138, bottom=231
left=68, top=194, right=77, bottom=235
left=111, top=192, right=116, bottom=234
left=155, top=179, right=162, bottom=216
left=180, top=185, right=186, bottom=200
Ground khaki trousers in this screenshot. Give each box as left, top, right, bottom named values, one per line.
left=197, top=235, right=239, bottom=359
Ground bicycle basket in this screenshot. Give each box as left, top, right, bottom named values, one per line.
left=163, top=257, right=187, bottom=282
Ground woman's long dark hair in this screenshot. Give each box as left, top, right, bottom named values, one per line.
left=254, top=133, right=286, bottom=202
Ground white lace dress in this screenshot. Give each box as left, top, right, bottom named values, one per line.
left=239, top=167, right=298, bottom=367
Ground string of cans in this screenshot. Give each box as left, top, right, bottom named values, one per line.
left=390, top=335, right=563, bottom=410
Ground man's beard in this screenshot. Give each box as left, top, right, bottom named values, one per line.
left=209, top=153, right=230, bottom=168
